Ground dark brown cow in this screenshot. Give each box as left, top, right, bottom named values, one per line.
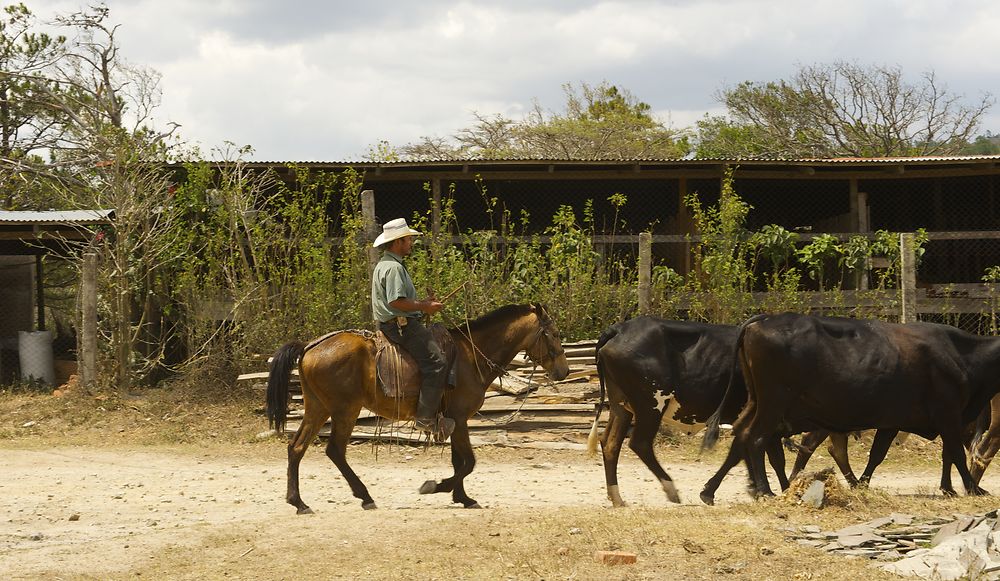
left=586, top=317, right=852, bottom=506
left=701, top=313, right=1000, bottom=504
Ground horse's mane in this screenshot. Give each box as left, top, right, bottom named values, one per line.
left=453, top=303, right=537, bottom=334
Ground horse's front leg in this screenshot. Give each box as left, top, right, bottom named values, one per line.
left=418, top=419, right=480, bottom=508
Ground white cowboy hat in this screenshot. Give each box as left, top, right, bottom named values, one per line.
left=372, top=217, right=421, bottom=247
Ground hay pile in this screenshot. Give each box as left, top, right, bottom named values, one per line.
left=782, top=467, right=852, bottom=507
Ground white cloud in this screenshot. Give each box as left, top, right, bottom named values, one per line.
left=21, top=0, right=1000, bottom=158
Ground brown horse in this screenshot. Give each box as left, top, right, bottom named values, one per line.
left=265, top=303, right=570, bottom=513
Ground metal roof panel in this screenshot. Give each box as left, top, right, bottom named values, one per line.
left=0, top=209, right=114, bottom=225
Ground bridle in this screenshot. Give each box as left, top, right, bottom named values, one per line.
left=525, top=309, right=565, bottom=369
left=444, top=305, right=564, bottom=384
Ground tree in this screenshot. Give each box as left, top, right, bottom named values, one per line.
left=402, top=82, right=691, bottom=160
left=697, top=62, right=994, bottom=158
left=1, top=4, right=182, bottom=388
left=961, top=132, right=1000, bottom=155
left=50, top=5, right=181, bottom=388
left=0, top=3, right=68, bottom=208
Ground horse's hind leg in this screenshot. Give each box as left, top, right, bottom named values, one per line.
left=286, top=405, right=329, bottom=515
left=326, top=407, right=376, bottom=510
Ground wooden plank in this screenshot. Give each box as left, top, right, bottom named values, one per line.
left=237, top=370, right=299, bottom=381
left=286, top=403, right=597, bottom=421
left=480, top=403, right=595, bottom=412
left=282, top=421, right=592, bottom=446
left=509, top=355, right=593, bottom=367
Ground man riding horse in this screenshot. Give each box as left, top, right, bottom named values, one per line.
left=370, top=218, right=455, bottom=442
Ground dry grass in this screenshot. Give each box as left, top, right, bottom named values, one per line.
left=0, top=375, right=268, bottom=450
left=2, top=382, right=996, bottom=580
left=115, top=493, right=1000, bottom=581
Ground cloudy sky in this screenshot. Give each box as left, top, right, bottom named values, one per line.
left=25, top=0, right=1000, bottom=161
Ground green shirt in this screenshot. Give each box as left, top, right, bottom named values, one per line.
left=371, top=251, right=418, bottom=323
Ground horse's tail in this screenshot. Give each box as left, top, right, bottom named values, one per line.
left=266, top=341, right=307, bottom=434
left=702, top=314, right=769, bottom=451
left=587, top=325, right=619, bottom=456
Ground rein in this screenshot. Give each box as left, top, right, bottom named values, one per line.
left=440, top=311, right=510, bottom=383
left=441, top=307, right=561, bottom=388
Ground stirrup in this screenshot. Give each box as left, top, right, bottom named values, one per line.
left=415, top=414, right=455, bottom=442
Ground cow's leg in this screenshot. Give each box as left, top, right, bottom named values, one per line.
left=600, top=408, right=632, bottom=507
left=765, top=436, right=789, bottom=491
left=742, top=399, right=786, bottom=498
left=789, top=430, right=830, bottom=482
left=627, top=402, right=681, bottom=504
left=856, top=429, right=898, bottom=487
left=701, top=400, right=757, bottom=505
left=940, top=445, right=957, bottom=497
left=748, top=433, right=774, bottom=498
left=939, top=425, right=989, bottom=496
left=827, top=432, right=859, bottom=487
left=701, top=439, right=745, bottom=506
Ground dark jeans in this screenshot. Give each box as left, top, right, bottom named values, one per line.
left=379, top=318, right=446, bottom=420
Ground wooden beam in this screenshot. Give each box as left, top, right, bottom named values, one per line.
left=900, top=233, right=917, bottom=323
left=80, top=253, right=98, bottom=389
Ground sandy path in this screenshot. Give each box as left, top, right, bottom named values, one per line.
left=0, top=442, right=978, bottom=579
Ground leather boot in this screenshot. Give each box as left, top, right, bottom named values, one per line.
left=415, top=383, right=454, bottom=441
left=415, top=414, right=456, bottom=442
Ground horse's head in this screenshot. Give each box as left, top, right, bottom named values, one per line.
left=525, top=303, right=570, bottom=381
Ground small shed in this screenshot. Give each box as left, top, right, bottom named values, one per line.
left=0, top=210, right=112, bottom=384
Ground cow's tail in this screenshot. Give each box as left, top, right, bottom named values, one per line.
left=587, top=326, right=619, bottom=456
left=266, top=341, right=306, bottom=434
left=701, top=314, right=769, bottom=451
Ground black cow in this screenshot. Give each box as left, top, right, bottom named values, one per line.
left=701, top=313, right=999, bottom=504
left=587, top=317, right=796, bottom=506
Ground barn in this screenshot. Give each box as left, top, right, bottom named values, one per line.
left=233, top=154, right=1000, bottom=289
left=3, top=155, right=1000, bottom=386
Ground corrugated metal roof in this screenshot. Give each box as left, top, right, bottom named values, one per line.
left=0, top=209, right=113, bottom=225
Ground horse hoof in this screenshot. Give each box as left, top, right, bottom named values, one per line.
left=362, top=501, right=378, bottom=510
left=942, top=488, right=958, bottom=498
left=419, top=480, right=437, bottom=495
left=970, top=486, right=990, bottom=497
left=464, top=502, right=482, bottom=509
left=699, top=491, right=715, bottom=506
left=296, top=507, right=314, bottom=515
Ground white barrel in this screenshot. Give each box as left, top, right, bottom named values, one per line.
left=19, top=330, right=55, bottom=386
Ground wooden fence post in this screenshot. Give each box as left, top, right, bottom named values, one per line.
left=900, top=232, right=917, bottom=323
left=638, top=232, right=652, bottom=315
left=80, top=252, right=98, bottom=388
left=361, top=189, right=378, bottom=325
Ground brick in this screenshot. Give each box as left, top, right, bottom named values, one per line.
left=594, top=550, right=637, bottom=565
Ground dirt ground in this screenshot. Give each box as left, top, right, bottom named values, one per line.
left=3, top=387, right=1000, bottom=580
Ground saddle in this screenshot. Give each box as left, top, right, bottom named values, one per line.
left=373, top=323, right=457, bottom=399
